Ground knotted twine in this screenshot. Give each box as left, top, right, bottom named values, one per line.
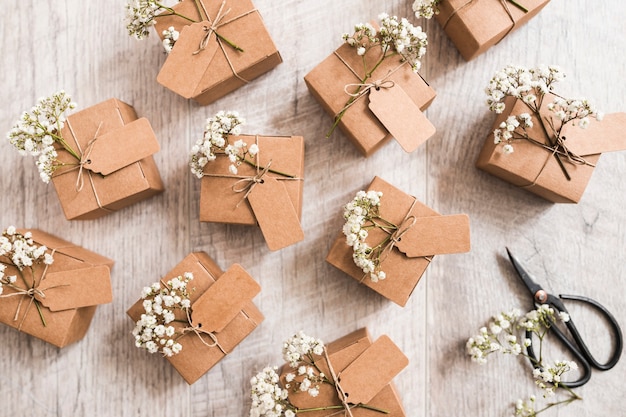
left=180, top=303, right=227, bottom=354
left=441, top=0, right=520, bottom=42
left=192, top=0, right=255, bottom=85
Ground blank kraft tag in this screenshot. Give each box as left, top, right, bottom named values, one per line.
left=191, top=264, right=260, bottom=333
left=396, top=214, right=471, bottom=257
left=337, top=335, right=409, bottom=405
left=84, top=118, right=160, bottom=175
left=37, top=266, right=112, bottom=311
left=247, top=176, right=304, bottom=251
left=368, top=86, right=436, bottom=153
left=157, top=22, right=220, bottom=99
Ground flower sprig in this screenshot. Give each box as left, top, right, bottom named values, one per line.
left=250, top=331, right=388, bottom=417
left=7, top=91, right=83, bottom=183
left=0, top=226, right=54, bottom=325
left=125, top=0, right=195, bottom=40
left=343, top=190, right=404, bottom=283
left=412, top=0, right=528, bottom=19
left=327, top=13, right=428, bottom=137
left=486, top=65, right=602, bottom=168
left=466, top=305, right=581, bottom=416
left=132, top=272, right=194, bottom=357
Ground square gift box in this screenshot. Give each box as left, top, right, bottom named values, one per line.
left=52, top=98, right=164, bottom=220
left=199, top=134, right=305, bottom=251
left=304, top=39, right=437, bottom=157
left=434, top=0, right=551, bottom=61
left=127, top=252, right=264, bottom=384
left=154, top=0, right=282, bottom=105
left=0, top=229, right=114, bottom=348
left=476, top=97, right=626, bottom=203
left=279, top=328, right=409, bottom=417
left=326, top=176, right=470, bottom=306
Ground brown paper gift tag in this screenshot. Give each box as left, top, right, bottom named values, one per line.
left=157, top=22, right=221, bottom=99
left=368, top=86, right=436, bottom=153
left=337, top=335, right=408, bottom=405
left=246, top=176, right=304, bottom=251
left=191, top=264, right=260, bottom=332
left=84, top=118, right=160, bottom=175
left=395, top=214, right=471, bottom=257
left=37, top=266, right=113, bottom=311
left=560, top=112, right=626, bottom=156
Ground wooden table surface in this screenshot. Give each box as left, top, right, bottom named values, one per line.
left=1, top=1, right=625, bottom=416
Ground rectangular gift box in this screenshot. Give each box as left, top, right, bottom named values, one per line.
left=476, top=97, right=626, bottom=203
left=200, top=134, right=305, bottom=250
left=127, top=252, right=264, bottom=384
left=326, top=176, right=470, bottom=306
left=154, top=0, right=282, bottom=105
left=52, top=98, right=164, bottom=220
left=434, top=0, right=551, bottom=61
left=304, top=41, right=437, bottom=157
left=280, top=328, right=408, bottom=417
left=0, top=229, right=114, bottom=348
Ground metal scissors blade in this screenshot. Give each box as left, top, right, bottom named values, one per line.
left=506, top=248, right=549, bottom=304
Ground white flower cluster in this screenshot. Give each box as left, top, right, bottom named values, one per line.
left=282, top=331, right=325, bottom=367
left=518, top=304, right=569, bottom=334
left=132, top=272, right=194, bottom=357
left=125, top=0, right=162, bottom=40
left=189, top=111, right=246, bottom=178
left=412, top=0, right=441, bottom=19
left=342, top=190, right=387, bottom=282
left=249, top=367, right=293, bottom=417
left=466, top=308, right=529, bottom=364
left=533, top=360, right=578, bottom=396
left=514, top=396, right=537, bottom=417
left=0, top=264, right=17, bottom=296
left=486, top=64, right=601, bottom=154
left=7, top=91, right=77, bottom=183
left=0, top=226, right=54, bottom=272
left=162, top=26, right=179, bottom=53
left=342, top=22, right=377, bottom=57
left=378, top=13, right=428, bottom=73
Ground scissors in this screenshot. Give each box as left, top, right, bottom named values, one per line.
left=506, top=248, right=623, bottom=388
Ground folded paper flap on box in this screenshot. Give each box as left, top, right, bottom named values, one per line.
left=559, top=112, right=626, bottom=156
left=395, top=214, right=471, bottom=257
left=247, top=176, right=304, bottom=251
left=439, top=0, right=526, bottom=25
left=158, top=22, right=222, bottom=98
left=368, top=84, right=435, bottom=153
left=191, top=264, right=260, bottom=332
left=83, top=118, right=160, bottom=175
left=335, top=335, right=408, bottom=405
left=36, top=265, right=113, bottom=311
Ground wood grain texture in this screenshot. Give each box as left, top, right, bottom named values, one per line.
left=1, top=0, right=625, bottom=416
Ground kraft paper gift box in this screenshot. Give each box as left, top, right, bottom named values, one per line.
left=304, top=40, right=437, bottom=157
left=0, top=229, right=114, bottom=348
left=326, top=176, right=470, bottom=307
left=153, top=0, right=282, bottom=105
left=127, top=252, right=264, bottom=385
left=279, top=328, right=408, bottom=417
left=51, top=98, right=164, bottom=220
left=434, top=0, right=551, bottom=61
left=199, top=134, right=305, bottom=251
left=476, top=97, right=626, bottom=203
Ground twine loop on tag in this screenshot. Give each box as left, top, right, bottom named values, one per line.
left=442, top=0, right=519, bottom=43
left=182, top=307, right=227, bottom=354
left=323, top=347, right=356, bottom=417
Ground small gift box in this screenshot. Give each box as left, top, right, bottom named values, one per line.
left=190, top=111, right=305, bottom=251
left=326, top=176, right=470, bottom=306
left=250, top=329, right=408, bottom=416
left=477, top=97, right=626, bottom=203
left=153, top=0, right=282, bottom=105
left=0, top=227, right=114, bottom=348
left=433, top=0, right=551, bottom=61
left=127, top=252, right=263, bottom=385
left=52, top=98, right=164, bottom=220
left=304, top=15, right=437, bottom=157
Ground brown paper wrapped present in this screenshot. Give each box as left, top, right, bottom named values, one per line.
left=0, top=229, right=114, bottom=348
left=127, top=252, right=264, bottom=384
left=153, top=0, right=282, bottom=105
left=279, top=328, right=408, bottom=417
left=434, top=0, right=551, bottom=61
left=199, top=134, right=305, bottom=251
left=51, top=98, right=164, bottom=220
left=326, top=176, right=470, bottom=306
left=305, top=40, right=437, bottom=157
left=476, top=97, right=626, bottom=203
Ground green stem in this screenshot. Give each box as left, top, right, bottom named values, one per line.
left=215, top=32, right=244, bottom=52
left=155, top=2, right=197, bottom=23
left=241, top=158, right=295, bottom=178
left=507, top=0, right=528, bottom=13
left=34, top=300, right=47, bottom=327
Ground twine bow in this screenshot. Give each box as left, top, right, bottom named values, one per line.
left=74, top=122, right=103, bottom=192
left=181, top=307, right=227, bottom=354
